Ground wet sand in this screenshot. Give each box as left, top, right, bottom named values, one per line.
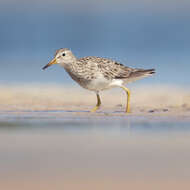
left=0, top=118, right=190, bottom=190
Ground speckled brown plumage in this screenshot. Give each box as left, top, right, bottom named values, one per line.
left=69, top=56, right=155, bottom=81
left=49, top=49, right=155, bottom=88
left=43, top=48, right=155, bottom=113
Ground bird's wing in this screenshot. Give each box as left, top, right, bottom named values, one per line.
left=79, top=56, right=134, bottom=80
left=78, top=56, right=155, bottom=80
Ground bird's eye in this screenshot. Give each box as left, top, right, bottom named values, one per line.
left=62, top=53, right=66, bottom=56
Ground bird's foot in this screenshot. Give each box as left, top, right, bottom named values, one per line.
left=90, top=106, right=100, bottom=113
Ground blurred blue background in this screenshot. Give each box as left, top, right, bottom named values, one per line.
left=0, top=0, right=190, bottom=86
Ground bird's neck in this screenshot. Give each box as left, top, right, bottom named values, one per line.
left=63, top=61, right=83, bottom=83
left=61, top=60, right=78, bottom=73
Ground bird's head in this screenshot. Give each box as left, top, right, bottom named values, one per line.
left=42, top=48, right=76, bottom=70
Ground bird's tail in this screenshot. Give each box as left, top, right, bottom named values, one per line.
left=130, top=69, right=155, bottom=78
left=121, top=68, right=156, bottom=83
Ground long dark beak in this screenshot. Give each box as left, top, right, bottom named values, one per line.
left=42, top=58, right=57, bottom=70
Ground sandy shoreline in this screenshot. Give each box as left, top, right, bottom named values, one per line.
left=0, top=85, right=190, bottom=190
left=0, top=84, right=190, bottom=119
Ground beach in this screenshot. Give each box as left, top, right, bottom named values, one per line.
left=0, top=84, right=190, bottom=116
left=1, top=0, right=190, bottom=188
left=0, top=84, right=190, bottom=189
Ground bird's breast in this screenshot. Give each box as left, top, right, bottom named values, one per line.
left=65, top=67, right=113, bottom=91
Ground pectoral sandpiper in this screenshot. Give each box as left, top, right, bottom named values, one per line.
left=43, top=48, right=155, bottom=113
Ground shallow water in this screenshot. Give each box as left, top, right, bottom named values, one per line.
left=0, top=113, right=190, bottom=190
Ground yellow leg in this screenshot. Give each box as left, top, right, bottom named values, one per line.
left=91, top=93, right=101, bottom=112
left=121, top=86, right=131, bottom=113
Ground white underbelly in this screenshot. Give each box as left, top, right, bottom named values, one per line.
left=85, top=78, right=111, bottom=91
left=83, top=77, right=125, bottom=91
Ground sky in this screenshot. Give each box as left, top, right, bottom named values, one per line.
left=0, top=0, right=189, bottom=86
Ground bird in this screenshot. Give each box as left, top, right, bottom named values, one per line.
left=42, top=48, right=155, bottom=113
